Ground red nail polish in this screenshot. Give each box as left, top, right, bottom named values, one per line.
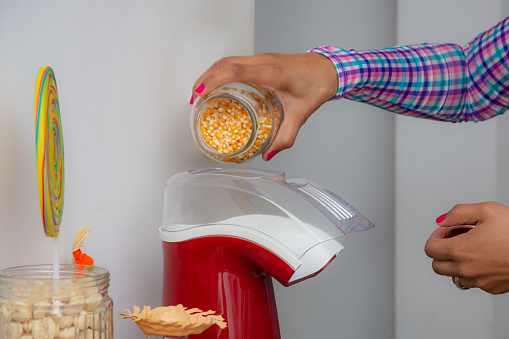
left=267, top=151, right=278, bottom=161
left=195, top=83, right=205, bottom=94
left=190, top=95, right=194, bottom=105
left=436, top=213, right=447, bottom=224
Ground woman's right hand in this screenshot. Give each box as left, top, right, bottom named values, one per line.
left=189, top=52, right=338, bottom=161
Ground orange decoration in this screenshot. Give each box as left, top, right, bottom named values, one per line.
left=73, top=249, right=94, bottom=265
left=72, top=225, right=94, bottom=266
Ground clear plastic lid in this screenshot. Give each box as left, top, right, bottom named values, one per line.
left=161, top=167, right=373, bottom=235
left=161, top=168, right=373, bottom=271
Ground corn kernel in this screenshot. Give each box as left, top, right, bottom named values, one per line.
left=197, top=88, right=280, bottom=163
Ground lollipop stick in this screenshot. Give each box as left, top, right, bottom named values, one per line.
left=52, top=237, right=59, bottom=280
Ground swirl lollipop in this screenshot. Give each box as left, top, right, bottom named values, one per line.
left=35, top=66, right=64, bottom=238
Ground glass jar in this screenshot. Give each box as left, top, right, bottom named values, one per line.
left=0, top=264, right=113, bottom=339
left=191, top=82, right=283, bottom=163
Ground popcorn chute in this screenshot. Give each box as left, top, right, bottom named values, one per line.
left=160, top=167, right=374, bottom=338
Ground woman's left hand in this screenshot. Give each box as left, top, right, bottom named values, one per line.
left=425, top=201, right=509, bottom=294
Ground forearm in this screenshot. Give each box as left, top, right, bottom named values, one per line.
left=310, top=17, right=509, bottom=122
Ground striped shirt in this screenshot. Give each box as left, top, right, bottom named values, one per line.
left=309, top=16, right=509, bottom=122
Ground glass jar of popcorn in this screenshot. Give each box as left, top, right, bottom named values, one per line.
left=0, top=264, right=113, bottom=339
left=191, top=82, right=283, bottom=163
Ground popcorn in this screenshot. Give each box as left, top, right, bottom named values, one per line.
left=0, top=274, right=112, bottom=339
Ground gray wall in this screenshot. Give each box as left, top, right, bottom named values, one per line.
left=396, top=2, right=509, bottom=339
left=495, top=3, right=509, bottom=339
left=254, top=1, right=396, bottom=338
left=256, top=1, right=509, bottom=339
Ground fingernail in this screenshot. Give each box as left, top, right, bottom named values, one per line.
left=195, top=83, right=205, bottom=94
left=436, top=213, right=447, bottom=224
left=190, top=95, right=194, bottom=105
left=267, top=151, right=278, bottom=161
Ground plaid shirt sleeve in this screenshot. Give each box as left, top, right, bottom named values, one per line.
left=309, top=16, right=509, bottom=122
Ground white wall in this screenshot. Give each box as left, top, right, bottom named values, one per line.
left=396, top=2, right=509, bottom=339
left=0, top=2, right=253, bottom=338
left=255, top=1, right=396, bottom=338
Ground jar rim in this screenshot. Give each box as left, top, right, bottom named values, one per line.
left=0, top=264, right=110, bottom=300
left=192, top=92, right=259, bottom=159
left=0, top=264, right=109, bottom=282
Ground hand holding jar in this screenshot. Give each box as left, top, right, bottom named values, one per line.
left=189, top=53, right=338, bottom=162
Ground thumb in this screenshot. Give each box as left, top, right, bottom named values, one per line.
left=261, top=114, right=302, bottom=161
left=436, top=203, right=484, bottom=227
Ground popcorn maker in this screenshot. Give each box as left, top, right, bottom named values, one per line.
left=159, top=167, right=374, bottom=338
